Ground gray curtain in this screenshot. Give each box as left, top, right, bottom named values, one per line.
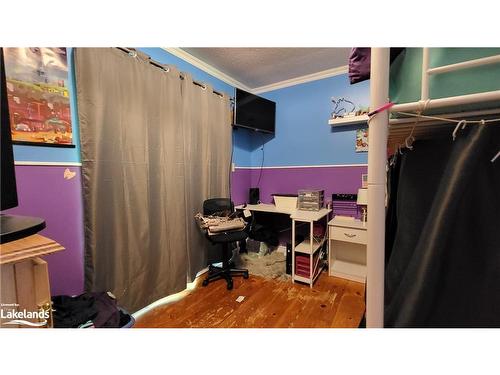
left=75, top=48, right=231, bottom=312
left=181, top=75, right=231, bottom=279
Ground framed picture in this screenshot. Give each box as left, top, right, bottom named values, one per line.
left=3, top=48, right=74, bottom=147
left=355, top=128, right=368, bottom=152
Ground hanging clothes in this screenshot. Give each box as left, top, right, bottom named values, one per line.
left=385, top=124, right=500, bottom=327
left=348, top=48, right=405, bottom=84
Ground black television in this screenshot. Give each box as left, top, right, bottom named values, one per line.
left=233, top=88, right=276, bottom=134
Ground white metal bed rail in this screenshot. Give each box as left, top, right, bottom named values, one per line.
left=392, top=48, right=500, bottom=113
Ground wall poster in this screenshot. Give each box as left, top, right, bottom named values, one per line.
left=355, top=128, right=368, bottom=152
left=3, top=48, right=73, bottom=147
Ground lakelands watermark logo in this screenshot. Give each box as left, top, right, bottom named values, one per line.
left=1, top=303, right=49, bottom=327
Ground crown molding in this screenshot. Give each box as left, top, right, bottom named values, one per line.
left=163, top=48, right=349, bottom=95
left=162, top=48, right=252, bottom=92
left=252, top=65, right=349, bottom=94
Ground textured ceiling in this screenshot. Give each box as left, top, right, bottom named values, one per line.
left=181, top=48, right=351, bottom=89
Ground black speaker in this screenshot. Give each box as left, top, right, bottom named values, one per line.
left=249, top=188, right=260, bottom=205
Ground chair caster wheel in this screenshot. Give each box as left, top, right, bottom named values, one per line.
left=202, top=279, right=209, bottom=287
left=227, top=281, right=233, bottom=290
left=243, top=272, right=249, bottom=279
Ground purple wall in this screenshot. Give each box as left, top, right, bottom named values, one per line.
left=230, top=165, right=367, bottom=245
left=230, top=168, right=252, bottom=205
left=5, top=165, right=84, bottom=296
left=232, top=165, right=367, bottom=206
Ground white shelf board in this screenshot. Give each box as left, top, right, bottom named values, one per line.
left=293, top=274, right=312, bottom=284
left=293, top=265, right=324, bottom=285
left=294, top=238, right=326, bottom=255
left=328, top=114, right=369, bottom=126
left=330, top=260, right=366, bottom=283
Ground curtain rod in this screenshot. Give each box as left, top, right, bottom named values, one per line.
left=116, top=47, right=228, bottom=99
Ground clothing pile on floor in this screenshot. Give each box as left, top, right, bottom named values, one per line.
left=51, top=292, right=133, bottom=328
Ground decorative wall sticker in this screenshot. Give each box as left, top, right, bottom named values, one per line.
left=63, top=168, right=76, bottom=180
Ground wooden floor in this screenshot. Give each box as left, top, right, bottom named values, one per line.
left=135, top=272, right=366, bottom=328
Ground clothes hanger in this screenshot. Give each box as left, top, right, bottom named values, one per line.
left=452, top=119, right=467, bottom=141
left=389, top=145, right=399, bottom=166
left=404, top=123, right=416, bottom=150
left=491, top=150, right=500, bottom=163
left=402, top=99, right=429, bottom=151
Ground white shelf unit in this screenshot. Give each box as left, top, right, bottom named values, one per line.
left=328, top=218, right=368, bottom=284
left=291, top=209, right=331, bottom=288
left=328, top=114, right=369, bottom=127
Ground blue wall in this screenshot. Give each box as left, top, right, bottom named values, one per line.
left=13, top=48, right=366, bottom=169
left=244, top=74, right=370, bottom=167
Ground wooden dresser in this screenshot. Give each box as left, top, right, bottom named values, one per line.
left=0, top=234, right=64, bottom=328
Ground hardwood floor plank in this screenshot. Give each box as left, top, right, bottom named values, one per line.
left=219, top=278, right=289, bottom=328
left=135, top=279, right=225, bottom=327
left=184, top=276, right=268, bottom=328
left=331, top=281, right=366, bottom=328
left=290, top=288, right=337, bottom=328
left=270, top=284, right=315, bottom=328
left=135, top=272, right=366, bottom=328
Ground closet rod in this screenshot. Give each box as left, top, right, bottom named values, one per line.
left=116, top=47, right=226, bottom=98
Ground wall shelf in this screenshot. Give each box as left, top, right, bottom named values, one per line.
left=328, top=114, right=369, bottom=127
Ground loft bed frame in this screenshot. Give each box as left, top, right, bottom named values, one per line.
left=366, top=48, right=500, bottom=327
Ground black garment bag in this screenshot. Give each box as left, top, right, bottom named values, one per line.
left=385, top=124, right=500, bottom=327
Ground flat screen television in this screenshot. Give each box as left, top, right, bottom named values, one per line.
left=233, top=88, right=276, bottom=134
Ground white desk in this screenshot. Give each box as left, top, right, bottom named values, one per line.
left=235, top=204, right=331, bottom=221
left=236, top=203, right=332, bottom=288
left=328, top=217, right=367, bottom=283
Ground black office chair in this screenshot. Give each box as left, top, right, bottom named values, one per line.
left=202, top=198, right=249, bottom=290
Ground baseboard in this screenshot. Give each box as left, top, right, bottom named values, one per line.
left=132, top=266, right=210, bottom=319
left=195, top=266, right=209, bottom=278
